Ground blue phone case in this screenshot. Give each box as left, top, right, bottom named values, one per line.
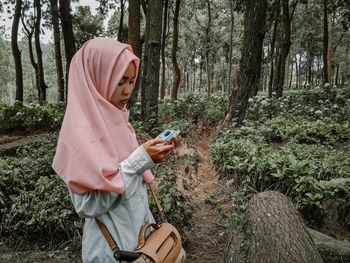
left=159, top=130, right=176, bottom=142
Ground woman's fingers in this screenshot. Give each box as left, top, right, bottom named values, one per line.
left=143, top=139, right=175, bottom=163
left=149, top=137, right=167, bottom=146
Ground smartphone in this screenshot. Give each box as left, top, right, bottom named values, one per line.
left=159, top=129, right=180, bottom=144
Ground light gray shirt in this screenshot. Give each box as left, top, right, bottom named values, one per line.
left=69, top=145, right=156, bottom=262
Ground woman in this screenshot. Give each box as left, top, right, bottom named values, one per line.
left=52, top=37, right=176, bottom=262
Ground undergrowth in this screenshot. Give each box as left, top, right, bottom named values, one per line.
left=212, top=85, right=350, bottom=229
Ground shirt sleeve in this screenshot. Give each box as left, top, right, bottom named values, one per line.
left=69, top=145, right=155, bottom=218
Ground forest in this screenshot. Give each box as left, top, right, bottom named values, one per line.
left=0, top=0, right=350, bottom=262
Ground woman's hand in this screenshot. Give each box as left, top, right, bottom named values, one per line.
left=143, top=137, right=178, bottom=163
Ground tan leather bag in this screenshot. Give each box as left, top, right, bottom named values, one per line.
left=95, top=185, right=186, bottom=263
left=133, top=223, right=186, bottom=263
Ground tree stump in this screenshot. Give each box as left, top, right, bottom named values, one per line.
left=224, top=191, right=323, bottom=263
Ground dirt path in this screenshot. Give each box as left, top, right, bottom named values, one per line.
left=174, top=122, right=231, bottom=262
left=0, top=132, right=45, bottom=156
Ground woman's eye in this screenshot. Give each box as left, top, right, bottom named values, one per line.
left=118, top=81, right=125, bottom=86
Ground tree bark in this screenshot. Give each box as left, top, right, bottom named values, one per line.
left=346, top=39, right=349, bottom=84
left=34, top=0, right=48, bottom=103
left=160, top=0, right=168, bottom=100
left=128, top=0, right=142, bottom=107
left=141, top=3, right=150, bottom=116
left=171, top=0, right=181, bottom=101
left=142, top=0, right=163, bottom=135
left=268, top=0, right=280, bottom=98
left=323, top=0, right=329, bottom=84
left=285, top=51, right=290, bottom=90
left=59, top=0, right=76, bottom=98
left=199, top=60, right=203, bottom=93
left=21, top=12, right=39, bottom=102
left=205, top=0, right=211, bottom=97
left=327, top=13, right=333, bottom=84
left=272, top=0, right=296, bottom=97
left=12, top=0, right=23, bottom=103
left=118, top=0, right=125, bottom=42
left=289, top=58, right=293, bottom=89
left=50, top=0, right=65, bottom=101
left=221, top=0, right=267, bottom=128
left=308, top=228, right=350, bottom=262
left=225, top=191, right=324, bottom=263
left=228, top=0, right=235, bottom=93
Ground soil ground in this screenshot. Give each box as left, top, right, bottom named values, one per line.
left=0, top=121, right=232, bottom=262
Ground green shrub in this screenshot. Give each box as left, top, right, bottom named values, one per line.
left=161, top=119, right=196, bottom=137
left=0, top=102, right=65, bottom=133
left=0, top=133, right=81, bottom=248
left=159, top=92, right=228, bottom=125
left=214, top=86, right=350, bottom=213
left=149, top=157, right=192, bottom=228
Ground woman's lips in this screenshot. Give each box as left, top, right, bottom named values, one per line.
left=120, top=99, right=128, bottom=105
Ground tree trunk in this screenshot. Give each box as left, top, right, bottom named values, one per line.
left=118, top=0, right=125, bottom=42
left=205, top=0, right=211, bottom=97
left=21, top=14, right=39, bottom=102
left=50, top=0, right=65, bottom=101
left=327, top=13, right=333, bottom=84
left=34, top=0, right=48, bottom=103
left=193, top=71, right=196, bottom=92
left=296, top=55, right=300, bottom=89
left=285, top=21, right=292, bottom=90
left=228, top=0, right=235, bottom=92
left=199, top=60, right=203, bottom=93
left=268, top=0, right=280, bottom=98
left=225, top=191, right=324, bottom=263
left=285, top=54, right=290, bottom=90
left=221, top=0, right=267, bottom=128
left=160, top=0, right=168, bottom=100
left=59, top=0, right=76, bottom=98
left=273, top=0, right=296, bottom=97
left=323, top=0, right=328, bottom=84
left=190, top=66, right=193, bottom=92
left=308, top=228, right=350, bottom=262
left=185, top=65, right=189, bottom=92
left=128, top=0, right=142, bottom=107
left=335, top=64, right=339, bottom=86
left=12, top=0, right=23, bottom=103
left=141, top=3, right=151, bottom=113
left=308, top=55, right=312, bottom=85
left=346, top=39, right=349, bottom=84
left=171, top=0, right=181, bottom=101
left=143, top=0, right=163, bottom=135
left=289, top=58, right=293, bottom=89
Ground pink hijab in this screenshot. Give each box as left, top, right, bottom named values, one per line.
left=52, top=37, right=154, bottom=194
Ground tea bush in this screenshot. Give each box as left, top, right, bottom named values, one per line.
left=149, top=156, right=192, bottom=228
left=212, top=86, right=350, bottom=228
left=0, top=102, right=65, bottom=133
left=0, top=133, right=81, bottom=248
left=159, top=92, right=228, bottom=125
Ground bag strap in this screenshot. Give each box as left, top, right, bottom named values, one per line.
left=95, top=183, right=163, bottom=252
left=149, top=184, right=163, bottom=213
left=95, top=217, right=118, bottom=251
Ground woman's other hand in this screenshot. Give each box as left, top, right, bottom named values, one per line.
left=143, top=137, right=177, bottom=163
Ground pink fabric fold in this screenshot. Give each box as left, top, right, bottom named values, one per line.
left=52, top=37, right=154, bottom=194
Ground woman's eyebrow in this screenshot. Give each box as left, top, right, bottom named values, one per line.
left=121, top=75, right=136, bottom=80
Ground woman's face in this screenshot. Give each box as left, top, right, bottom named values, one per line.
left=110, top=62, right=135, bottom=110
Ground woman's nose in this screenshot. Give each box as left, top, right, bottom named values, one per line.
left=123, top=83, right=133, bottom=94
